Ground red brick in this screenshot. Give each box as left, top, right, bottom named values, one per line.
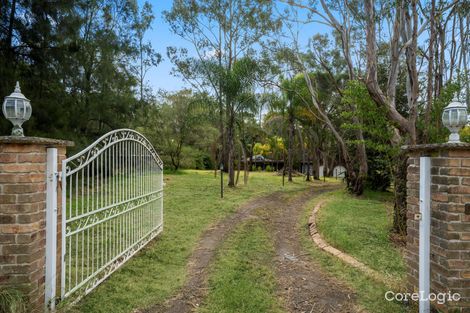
left=0, top=164, right=46, bottom=173
left=1, top=203, right=43, bottom=214
left=0, top=154, right=17, bottom=163
left=0, top=264, right=30, bottom=275
left=442, top=167, right=470, bottom=176
left=15, top=233, right=39, bottom=244
left=449, top=185, right=470, bottom=194
left=432, top=193, right=449, bottom=202
left=0, top=223, right=41, bottom=234
left=0, top=174, right=44, bottom=183
left=17, top=154, right=46, bottom=163
left=3, top=184, right=45, bottom=194
left=16, top=249, right=42, bottom=264
left=16, top=193, right=45, bottom=204
left=16, top=212, right=44, bottom=224
left=2, top=244, right=36, bottom=255
left=448, top=150, right=470, bottom=157
left=0, top=234, right=16, bottom=244
left=0, top=144, right=44, bottom=153
left=0, top=215, right=16, bottom=224
left=461, top=233, right=470, bottom=241
left=0, top=194, right=16, bottom=204
left=0, top=255, right=16, bottom=263
left=433, top=158, right=461, bottom=167
left=1, top=274, right=31, bottom=284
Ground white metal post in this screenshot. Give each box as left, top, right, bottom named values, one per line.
left=45, top=148, right=58, bottom=311
left=60, top=160, right=66, bottom=299
left=419, top=156, right=431, bottom=313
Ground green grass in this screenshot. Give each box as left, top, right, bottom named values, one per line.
left=316, top=190, right=406, bottom=281
left=299, top=190, right=413, bottom=313
left=0, top=288, right=27, bottom=313
left=197, top=220, right=284, bottom=313
left=63, top=172, right=410, bottom=313
left=66, top=170, right=312, bottom=313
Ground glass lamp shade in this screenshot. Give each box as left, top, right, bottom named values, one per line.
left=2, top=82, right=31, bottom=136
left=441, top=95, right=467, bottom=143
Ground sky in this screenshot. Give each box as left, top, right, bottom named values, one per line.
left=144, top=1, right=186, bottom=92
left=142, top=0, right=332, bottom=93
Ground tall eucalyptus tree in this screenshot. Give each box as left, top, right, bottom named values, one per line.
left=164, top=0, right=281, bottom=186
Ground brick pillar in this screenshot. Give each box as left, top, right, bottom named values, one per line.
left=0, top=136, right=73, bottom=312
left=405, top=143, right=470, bottom=313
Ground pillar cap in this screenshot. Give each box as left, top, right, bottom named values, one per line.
left=402, top=142, right=470, bottom=153
left=0, top=136, right=74, bottom=147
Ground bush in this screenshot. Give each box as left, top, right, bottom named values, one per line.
left=0, top=288, right=27, bottom=313
left=366, top=152, right=392, bottom=192
left=257, top=166, right=262, bottom=172
left=178, top=146, right=213, bottom=170
left=265, top=165, right=272, bottom=172
left=461, top=126, right=470, bottom=143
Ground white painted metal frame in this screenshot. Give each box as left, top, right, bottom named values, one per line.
left=45, top=148, right=58, bottom=310
left=60, top=129, right=163, bottom=300
left=419, top=157, right=431, bottom=313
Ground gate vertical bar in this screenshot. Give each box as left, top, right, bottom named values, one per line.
left=419, top=156, right=431, bottom=313
left=45, top=148, right=58, bottom=311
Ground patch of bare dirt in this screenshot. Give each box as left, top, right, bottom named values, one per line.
left=261, top=188, right=357, bottom=313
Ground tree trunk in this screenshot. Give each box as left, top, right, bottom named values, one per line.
left=424, top=0, right=435, bottom=143
left=287, top=109, right=294, bottom=182
left=306, top=153, right=311, bottom=181
left=227, top=108, right=235, bottom=187
left=328, top=155, right=335, bottom=176
left=241, top=142, right=248, bottom=185
left=313, top=148, right=320, bottom=180
left=236, top=145, right=241, bottom=186
left=354, top=124, right=368, bottom=194
left=297, top=126, right=306, bottom=176
left=392, top=152, right=408, bottom=235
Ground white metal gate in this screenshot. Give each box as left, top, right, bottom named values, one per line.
left=47, top=129, right=163, bottom=305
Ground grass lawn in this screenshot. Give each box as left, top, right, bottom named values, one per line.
left=300, top=190, right=412, bottom=313
left=316, top=190, right=406, bottom=283
left=63, top=171, right=410, bottom=313
left=197, top=220, right=283, bottom=313
left=66, top=170, right=311, bottom=313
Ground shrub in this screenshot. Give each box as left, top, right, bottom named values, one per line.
left=0, top=288, right=27, bottom=313
left=265, top=165, right=272, bottom=172
left=461, top=126, right=470, bottom=143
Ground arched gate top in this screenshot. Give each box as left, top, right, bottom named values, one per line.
left=64, top=129, right=163, bottom=176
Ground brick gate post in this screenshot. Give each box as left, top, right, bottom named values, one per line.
left=0, top=136, right=73, bottom=312
left=405, top=143, right=470, bottom=313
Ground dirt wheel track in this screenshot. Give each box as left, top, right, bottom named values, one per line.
left=264, top=189, right=356, bottom=313
left=144, top=186, right=357, bottom=313
left=142, top=192, right=284, bottom=313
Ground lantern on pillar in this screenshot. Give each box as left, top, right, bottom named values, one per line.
left=441, top=94, right=467, bottom=143
left=2, top=82, right=32, bottom=137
